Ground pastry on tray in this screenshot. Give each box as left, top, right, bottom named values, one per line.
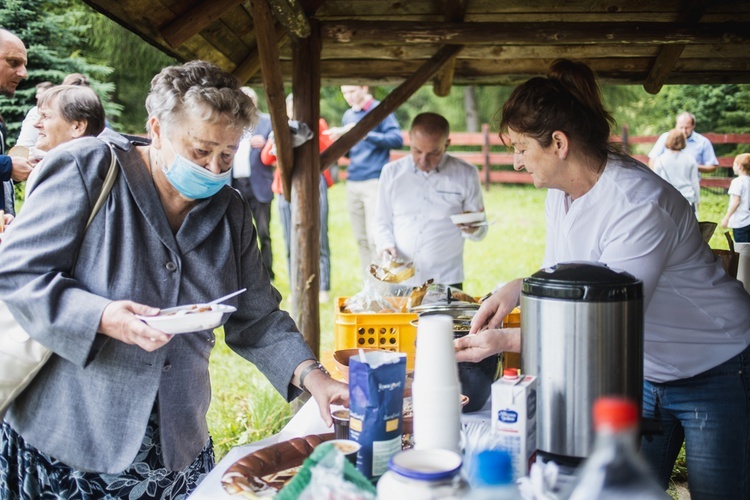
left=221, top=433, right=333, bottom=498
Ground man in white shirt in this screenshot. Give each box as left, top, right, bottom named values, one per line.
left=648, top=111, right=718, bottom=173
left=374, top=112, right=487, bottom=288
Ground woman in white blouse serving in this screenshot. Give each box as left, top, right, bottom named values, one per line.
left=455, top=59, right=750, bottom=499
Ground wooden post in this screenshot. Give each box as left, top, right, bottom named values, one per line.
left=290, top=19, right=322, bottom=355
left=621, top=124, right=630, bottom=155
left=482, top=123, right=490, bottom=191
left=250, top=0, right=295, bottom=199
left=464, top=86, right=478, bottom=133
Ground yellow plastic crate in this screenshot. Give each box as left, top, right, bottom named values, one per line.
left=335, top=297, right=418, bottom=370
left=335, top=297, right=521, bottom=372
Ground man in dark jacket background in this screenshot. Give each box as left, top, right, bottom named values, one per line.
left=0, top=29, right=33, bottom=220
left=231, top=87, right=275, bottom=280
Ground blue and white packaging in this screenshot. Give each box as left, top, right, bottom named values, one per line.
left=348, top=350, right=407, bottom=479
left=491, top=373, right=537, bottom=479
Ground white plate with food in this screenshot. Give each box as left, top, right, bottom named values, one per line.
left=137, top=304, right=237, bottom=334
left=449, top=212, right=485, bottom=225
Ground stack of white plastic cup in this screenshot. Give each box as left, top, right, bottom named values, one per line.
left=412, top=314, right=462, bottom=453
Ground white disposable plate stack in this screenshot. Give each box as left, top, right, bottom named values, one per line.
left=411, top=314, right=461, bottom=453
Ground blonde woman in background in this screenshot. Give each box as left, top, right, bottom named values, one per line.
left=652, top=128, right=700, bottom=214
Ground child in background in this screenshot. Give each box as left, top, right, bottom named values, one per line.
left=721, top=153, right=750, bottom=242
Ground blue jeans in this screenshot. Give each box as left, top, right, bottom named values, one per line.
left=640, top=345, right=750, bottom=499
left=733, top=224, right=750, bottom=243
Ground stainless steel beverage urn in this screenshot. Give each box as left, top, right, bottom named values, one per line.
left=520, top=262, right=643, bottom=460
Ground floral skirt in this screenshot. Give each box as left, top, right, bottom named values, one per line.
left=0, top=408, right=214, bottom=500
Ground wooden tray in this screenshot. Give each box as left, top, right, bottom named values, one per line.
left=221, top=433, right=333, bottom=498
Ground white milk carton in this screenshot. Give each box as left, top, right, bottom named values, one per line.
left=491, top=371, right=537, bottom=479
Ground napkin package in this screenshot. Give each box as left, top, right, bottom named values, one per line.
left=348, top=351, right=407, bottom=479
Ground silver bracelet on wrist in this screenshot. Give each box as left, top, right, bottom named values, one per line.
left=299, top=361, right=329, bottom=393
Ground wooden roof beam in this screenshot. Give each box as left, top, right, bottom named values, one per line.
left=251, top=0, right=294, bottom=199
left=643, top=45, right=689, bottom=95
left=432, top=57, right=457, bottom=97
left=160, top=0, right=244, bottom=49
left=321, top=21, right=747, bottom=45
left=444, top=0, right=467, bottom=22
left=233, top=24, right=289, bottom=85
left=267, top=0, right=311, bottom=38
left=432, top=0, right=467, bottom=97
left=643, top=0, right=708, bottom=95
left=320, top=44, right=464, bottom=170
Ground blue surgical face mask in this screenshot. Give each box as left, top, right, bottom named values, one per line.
left=161, top=137, right=231, bottom=199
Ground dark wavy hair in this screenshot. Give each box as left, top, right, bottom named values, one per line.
left=499, top=59, right=619, bottom=167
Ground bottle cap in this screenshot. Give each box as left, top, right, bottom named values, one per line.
left=593, top=396, right=638, bottom=432
left=471, top=449, right=514, bottom=486
left=502, top=368, right=519, bottom=379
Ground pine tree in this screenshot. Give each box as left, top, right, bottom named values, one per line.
left=0, top=0, right=119, bottom=144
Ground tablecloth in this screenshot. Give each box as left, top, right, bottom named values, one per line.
left=189, top=396, right=492, bottom=498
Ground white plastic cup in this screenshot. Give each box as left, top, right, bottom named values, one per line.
left=412, top=314, right=461, bottom=452
left=412, top=383, right=462, bottom=452
left=413, top=315, right=459, bottom=386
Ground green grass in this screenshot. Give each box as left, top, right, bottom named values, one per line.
left=207, top=181, right=732, bottom=463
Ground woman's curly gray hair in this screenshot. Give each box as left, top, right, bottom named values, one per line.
left=145, top=60, right=257, bottom=135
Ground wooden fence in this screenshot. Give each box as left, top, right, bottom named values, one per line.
left=336, top=125, right=750, bottom=190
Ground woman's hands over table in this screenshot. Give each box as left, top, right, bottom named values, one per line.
left=302, top=366, right=349, bottom=427
left=470, top=279, right=522, bottom=333
left=99, top=300, right=172, bottom=351
left=454, top=279, right=523, bottom=363
left=454, top=327, right=521, bottom=363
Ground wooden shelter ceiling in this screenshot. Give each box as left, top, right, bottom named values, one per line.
left=82, top=0, right=750, bottom=95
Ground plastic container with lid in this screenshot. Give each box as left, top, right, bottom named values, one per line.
left=376, top=449, right=468, bottom=499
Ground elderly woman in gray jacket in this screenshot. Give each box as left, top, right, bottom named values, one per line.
left=0, top=60, right=348, bottom=498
